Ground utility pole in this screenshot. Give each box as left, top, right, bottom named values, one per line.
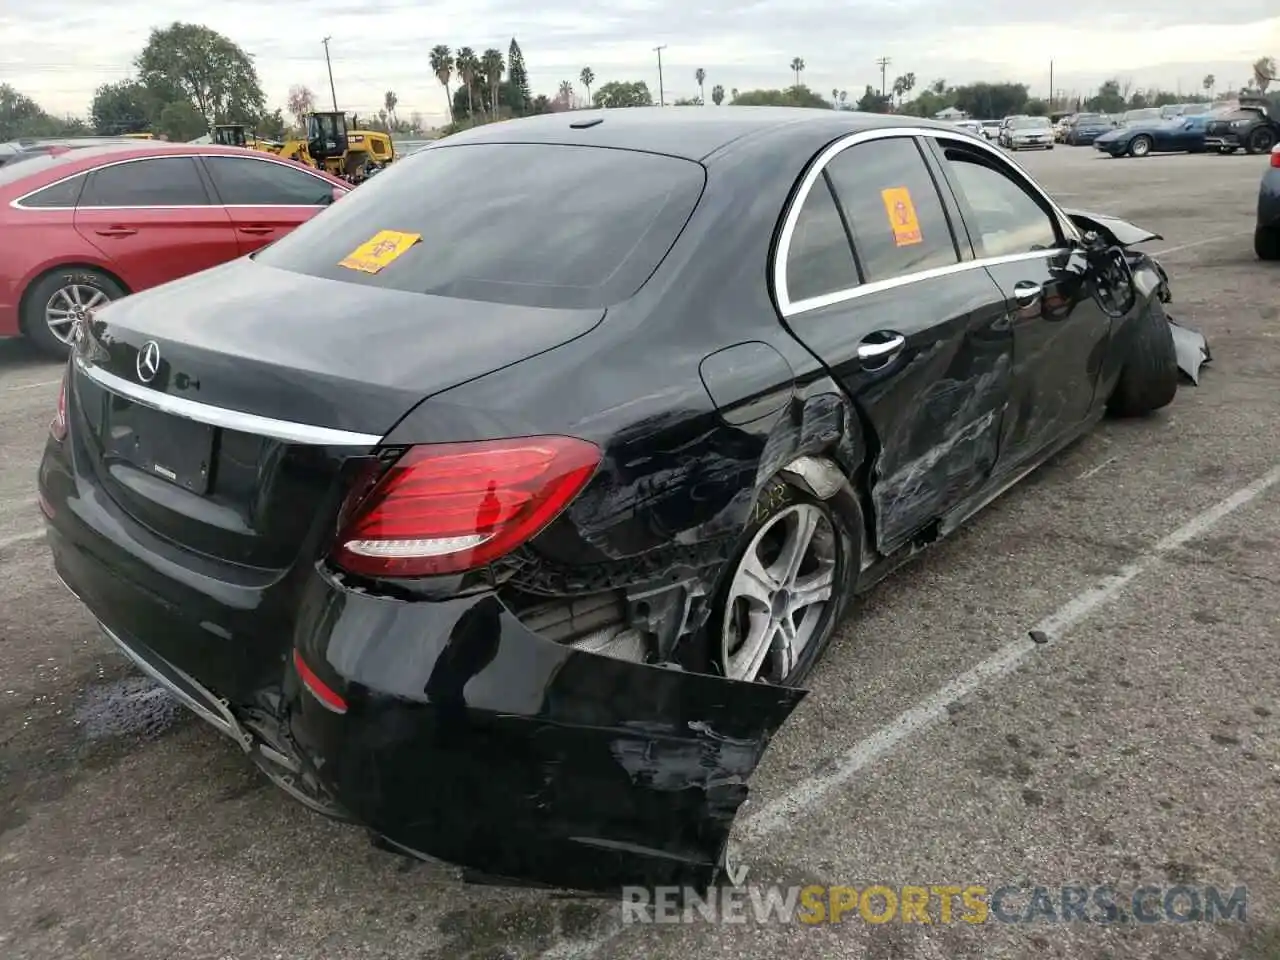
left=876, top=56, right=891, bottom=98
left=1048, top=59, right=1054, bottom=110
left=654, top=45, right=667, bottom=106
left=322, top=36, right=338, bottom=111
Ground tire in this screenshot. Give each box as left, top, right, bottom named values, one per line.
left=1257, top=225, right=1280, bottom=261
left=1245, top=126, right=1277, bottom=155
left=1219, top=146, right=1237, bottom=155
left=1128, top=135, right=1153, bottom=158
left=20, top=267, right=127, bottom=359
left=705, top=476, right=860, bottom=687
left=1107, top=297, right=1179, bottom=417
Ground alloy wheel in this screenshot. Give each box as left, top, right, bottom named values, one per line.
left=45, top=284, right=110, bottom=344
left=721, top=503, right=837, bottom=683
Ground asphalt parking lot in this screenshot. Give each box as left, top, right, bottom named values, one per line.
left=2, top=143, right=1278, bottom=960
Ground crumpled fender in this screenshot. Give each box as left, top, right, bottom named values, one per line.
left=1065, top=208, right=1163, bottom=247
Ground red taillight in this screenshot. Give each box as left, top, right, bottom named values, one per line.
left=331, top=436, right=601, bottom=578
left=292, top=649, right=348, bottom=714
left=1271, top=147, right=1280, bottom=168
left=50, top=372, right=67, bottom=442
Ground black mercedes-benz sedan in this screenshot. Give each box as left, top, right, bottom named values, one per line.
left=39, top=108, right=1194, bottom=894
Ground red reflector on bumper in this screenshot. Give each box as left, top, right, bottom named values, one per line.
left=292, top=649, right=348, bottom=714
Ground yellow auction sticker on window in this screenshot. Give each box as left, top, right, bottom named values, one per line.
left=880, top=187, right=923, bottom=247
left=338, top=230, right=422, bottom=274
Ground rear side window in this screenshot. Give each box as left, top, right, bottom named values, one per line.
left=80, top=157, right=209, bottom=207
left=823, top=137, right=959, bottom=284
left=785, top=174, right=859, bottom=302
left=203, top=155, right=334, bottom=206
left=255, top=143, right=705, bottom=310
left=19, top=172, right=87, bottom=208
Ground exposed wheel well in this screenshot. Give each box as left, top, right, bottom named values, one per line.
left=17, top=263, right=131, bottom=335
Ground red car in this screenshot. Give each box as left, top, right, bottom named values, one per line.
left=0, top=141, right=349, bottom=355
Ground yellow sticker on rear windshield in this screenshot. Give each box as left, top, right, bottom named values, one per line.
left=338, top=230, right=422, bottom=274
left=880, top=187, right=923, bottom=247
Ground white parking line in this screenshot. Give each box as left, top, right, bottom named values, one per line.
left=0, top=527, right=45, bottom=551
left=1151, top=232, right=1250, bottom=257
left=1, top=378, right=60, bottom=392
left=540, top=460, right=1280, bottom=959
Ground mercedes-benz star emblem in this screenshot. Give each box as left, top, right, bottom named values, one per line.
left=136, top=341, right=161, bottom=384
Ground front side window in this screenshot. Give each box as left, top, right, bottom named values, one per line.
left=784, top=173, right=859, bottom=303
left=822, top=137, right=959, bottom=283
left=203, top=156, right=334, bottom=206
left=79, top=157, right=209, bottom=207
left=938, top=142, right=1060, bottom=258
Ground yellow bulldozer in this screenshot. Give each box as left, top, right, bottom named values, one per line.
left=212, top=114, right=394, bottom=184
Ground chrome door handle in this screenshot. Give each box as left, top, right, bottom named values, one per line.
left=856, top=334, right=906, bottom=363
left=1013, top=281, right=1042, bottom=306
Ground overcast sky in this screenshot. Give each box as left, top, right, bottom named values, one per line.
left=2, top=2, right=1276, bottom=123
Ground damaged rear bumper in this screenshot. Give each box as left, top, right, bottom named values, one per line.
left=43, top=487, right=803, bottom=894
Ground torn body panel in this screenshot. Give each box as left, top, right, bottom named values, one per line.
left=285, top=581, right=805, bottom=894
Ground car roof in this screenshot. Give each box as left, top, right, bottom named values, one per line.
left=425, top=107, right=969, bottom=162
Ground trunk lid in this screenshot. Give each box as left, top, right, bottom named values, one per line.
left=71, top=257, right=604, bottom=569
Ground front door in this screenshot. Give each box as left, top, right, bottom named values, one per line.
left=926, top=137, right=1113, bottom=469
left=776, top=134, right=1015, bottom=553
left=73, top=156, right=238, bottom=292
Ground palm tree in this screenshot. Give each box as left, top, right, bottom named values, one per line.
left=580, top=66, right=595, bottom=104
left=900, top=71, right=916, bottom=102
left=456, top=47, right=478, bottom=119
left=1202, top=73, right=1215, bottom=98
left=731, top=87, right=739, bottom=103
left=838, top=90, right=848, bottom=107
left=790, top=57, right=806, bottom=88
left=931, top=78, right=946, bottom=95
left=711, top=84, right=725, bottom=106
left=558, top=79, right=575, bottom=107
left=694, top=68, right=706, bottom=104
left=482, top=48, right=505, bottom=116
left=383, top=90, right=398, bottom=128
left=1254, top=57, right=1276, bottom=94
left=429, top=46, right=454, bottom=122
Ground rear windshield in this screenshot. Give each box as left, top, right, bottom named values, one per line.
left=255, top=142, right=706, bottom=310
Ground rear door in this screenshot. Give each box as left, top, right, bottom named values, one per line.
left=926, top=136, right=1110, bottom=471
left=199, top=154, right=343, bottom=255
left=73, top=156, right=238, bottom=291
left=776, top=134, right=1015, bottom=553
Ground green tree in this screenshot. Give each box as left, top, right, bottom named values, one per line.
left=156, top=99, right=207, bottom=141
left=90, top=80, right=153, bottom=135
left=951, top=82, right=1030, bottom=119
left=789, top=57, right=805, bottom=88
left=731, top=86, right=831, bottom=108
left=481, top=49, right=504, bottom=116
left=1202, top=74, right=1215, bottom=98
left=695, top=68, right=706, bottom=104
left=1085, top=79, right=1125, bottom=114
left=580, top=67, right=595, bottom=104
left=429, top=46, right=454, bottom=123
left=136, top=22, right=265, bottom=129
left=854, top=84, right=891, bottom=113
left=0, top=84, right=86, bottom=139
left=711, top=84, right=725, bottom=106
left=383, top=90, right=398, bottom=127
left=1025, top=98, right=1049, bottom=116
left=593, top=81, right=654, bottom=108
left=530, top=94, right=552, bottom=115
left=257, top=108, right=287, bottom=139
left=507, top=38, right=532, bottom=114
left=455, top=47, right=479, bottom=119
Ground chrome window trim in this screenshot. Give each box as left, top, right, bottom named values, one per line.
left=774, top=126, right=1082, bottom=319
left=74, top=354, right=382, bottom=447
left=10, top=152, right=339, bottom=211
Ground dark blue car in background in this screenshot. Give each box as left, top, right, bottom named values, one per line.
left=1093, top=112, right=1218, bottom=158
left=1064, top=113, right=1115, bottom=145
